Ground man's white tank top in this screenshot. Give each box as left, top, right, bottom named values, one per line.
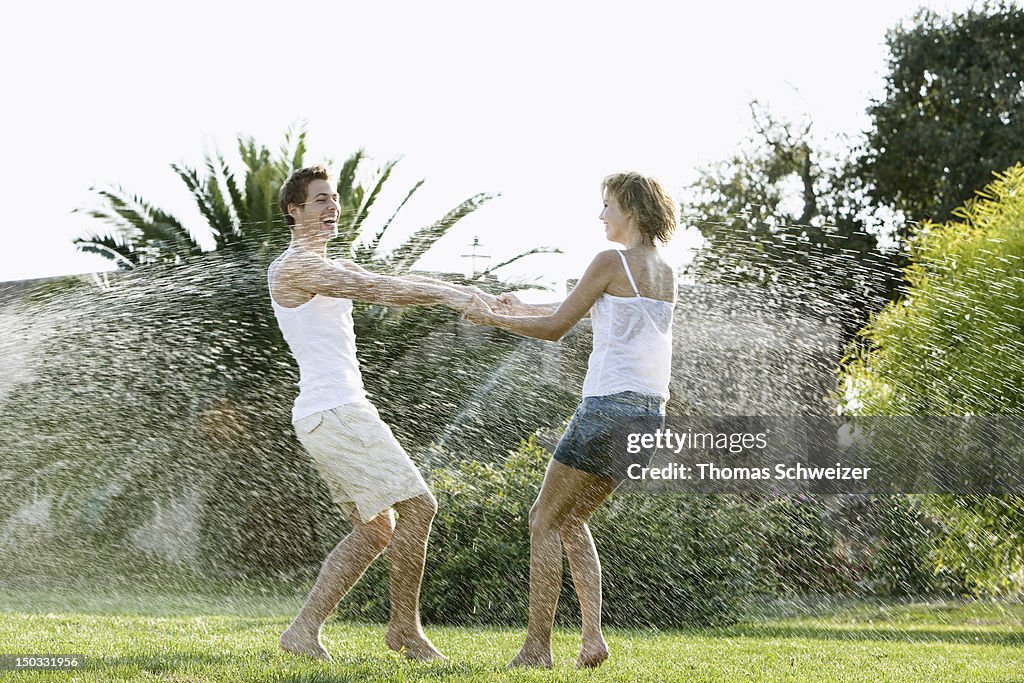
left=582, top=251, right=674, bottom=400
left=268, top=250, right=366, bottom=422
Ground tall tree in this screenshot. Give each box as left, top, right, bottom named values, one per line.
left=857, top=2, right=1024, bottom=228
left=685, top=103, right=904, bottom=340
left=73, top=126, right=557, bottom=437
left=75, top=127, right=308, bottom=268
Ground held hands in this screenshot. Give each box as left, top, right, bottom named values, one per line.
left=443, top=285, right=490, bottom=313
left=456, top=285, right=504, bottom=312
left=449, top=285, right=525, bottom=318
left=447, top=289, right=476, bottom=313
left=494, top=292, right=525, bottom=315
left=462, top=294, right=495, bottom=325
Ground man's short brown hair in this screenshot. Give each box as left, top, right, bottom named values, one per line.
left=601, top=172, right=678, bottom=244
left=279, top=165, right=332, bottom=227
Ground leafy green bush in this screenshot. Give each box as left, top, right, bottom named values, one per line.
left=595, top=491, right=758, bottom=628
left=751, top=496, right=853, bottom=595
left=743, top=494, right=951, bottom=599
left=838, top=164, right=1024, bottom=596
left=838, top=495, right=954, bottom=596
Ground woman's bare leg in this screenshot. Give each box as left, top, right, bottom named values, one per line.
left=560, top=480, right=615, bottom=668
left=509, top=460, right=611, bottom=669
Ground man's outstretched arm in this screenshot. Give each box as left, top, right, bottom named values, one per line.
left=336, top=259, right=503, bottom=310
left=282, top=251, right=473, bottom=310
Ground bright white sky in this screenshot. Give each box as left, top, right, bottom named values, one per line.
left=0, top=0, right=975, bottom=297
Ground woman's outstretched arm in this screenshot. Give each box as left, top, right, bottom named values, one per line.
left=463, top=251, right=619, bottom=341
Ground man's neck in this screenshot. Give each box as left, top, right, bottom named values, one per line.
left=289, top=236, right=329, bottom=257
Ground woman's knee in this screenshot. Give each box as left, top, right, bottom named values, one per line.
left=559, top=517, right=587, bottom=543
left=528, top=501, right=561, bottom=537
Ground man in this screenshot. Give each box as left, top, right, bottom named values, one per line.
left=269, top=165, right=491, bottom=662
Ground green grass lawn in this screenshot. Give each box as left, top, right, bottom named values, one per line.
left=1, top=588, right=1022, bottom=682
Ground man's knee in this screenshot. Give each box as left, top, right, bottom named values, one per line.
left=355, top=514, right=395, bottom=553
left=395, top=492, right=437, bottom=525
left=417, top=492, right=438, bottom=518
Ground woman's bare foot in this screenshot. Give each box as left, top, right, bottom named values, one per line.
left=507, top=643, right=554, bottom=669
left=385, top=627, right=446, bottom=662
left=576, top=637, right=609, bottom=669
left=279, top=625, right=332, bottom=661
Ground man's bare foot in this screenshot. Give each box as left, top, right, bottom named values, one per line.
left=576, top=638, right=609, bottom=669
left=385, top=628, right=446, bottom=662
left=507, top=644, right=553, bottom=669
left=280, top=625, right=332, bottom=662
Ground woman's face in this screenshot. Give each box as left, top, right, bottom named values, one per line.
left=600, top=192, right=631, bottom=244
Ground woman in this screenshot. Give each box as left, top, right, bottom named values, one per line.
left=463, top=172, right=677, bottom=669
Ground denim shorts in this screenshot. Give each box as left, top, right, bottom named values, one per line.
left=552, top=391, right=666, bottom=480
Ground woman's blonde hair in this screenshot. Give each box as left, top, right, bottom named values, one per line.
left=602, top=172, right=678, bottom=244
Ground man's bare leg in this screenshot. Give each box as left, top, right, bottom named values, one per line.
left=560, top=480, right=614, bottom=669
left=280, top=511, right=395, bottom=661
left=385, top=493, right=445, bottom=661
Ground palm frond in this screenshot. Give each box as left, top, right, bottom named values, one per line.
left=73, top=235, right=137, bottom=269
left=238, top=137, right=279, bottom=232
left=75, top=206, right=141, bottom=245
left=387, top=192, right=498, bottom=274
left=246, top=166, right=287, bottom=241
left=226, top=129, right=305, bottom=258
left=477, top=246, right=563, bottom=278
left=332, top=150, right=370, bottom=255
left=86, top=188, right=156, bottom=232
left=366, top=179, right=425, bottom=257
left=352, top=157, right=400, bottom=237
left=280, top=124, right=308, bottom=174
left=238, top=135, right=272, bottom=176
left=219, top=152, right=248, bottom=228
left=336, top=149, right=366, bottom=222
left=172, top=163, right=231, bottom=242
left=203, top=155, right=239, bottom=243
left=482, top=278, right=551, bottom=292
left=78, top=187, right=199, bottom=262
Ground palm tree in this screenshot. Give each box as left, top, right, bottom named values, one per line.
left=75, top=128, right=305, bottom=267
left=74, top=125, right=559, bottom=445
left=75, top=125, right=551, bottom=278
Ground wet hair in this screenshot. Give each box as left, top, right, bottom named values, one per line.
left=601, top=172, right=678, bottom=244
left=279, top=165, right=332, bottom=227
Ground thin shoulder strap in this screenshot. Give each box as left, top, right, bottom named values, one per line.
left=616, top=251, right=641, bottom=297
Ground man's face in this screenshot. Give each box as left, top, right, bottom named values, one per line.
left=291, top=178, right=340, bottom=239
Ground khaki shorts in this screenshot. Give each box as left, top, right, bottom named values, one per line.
left=294, top=401, right=431, bottom=523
